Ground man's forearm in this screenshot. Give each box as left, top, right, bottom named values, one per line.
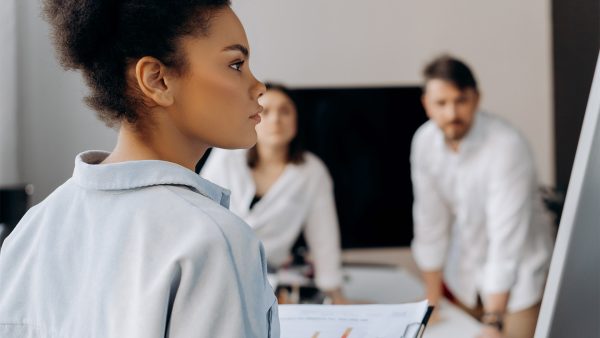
left=481, top=292, right=509, bottom=333
left=484, top=292, right=509, bottom=314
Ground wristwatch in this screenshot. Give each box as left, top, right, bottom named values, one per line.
left=481, top=312, right=504, bottom=331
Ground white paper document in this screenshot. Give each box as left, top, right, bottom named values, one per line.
left=279, top=300, right=430, bottom=338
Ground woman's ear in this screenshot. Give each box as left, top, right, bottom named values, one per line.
left=134, top=56, right=175, bottom=107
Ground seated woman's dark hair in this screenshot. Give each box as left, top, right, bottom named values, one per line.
left=247, top=82, right=305, bottom=168
left=42, top=0, right=231, bottom=126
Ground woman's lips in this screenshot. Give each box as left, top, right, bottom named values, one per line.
left=249, top=113, right=261, bottom=123
left=249, top=106, right=263, bottom=123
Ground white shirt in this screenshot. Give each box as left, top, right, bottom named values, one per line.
left=0, top=151, right=279, bottom=338
left=411, top=112, right=555, bottom=312
left=201, top=149, right=343, bottom=291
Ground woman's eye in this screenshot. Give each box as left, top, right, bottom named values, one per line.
left=230, top=60, right=244, bottom=72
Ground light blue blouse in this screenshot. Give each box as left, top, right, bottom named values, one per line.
left=0, top=151, right=279, bottom=338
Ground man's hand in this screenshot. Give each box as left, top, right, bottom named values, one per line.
left=477, top=325, right=504, bottom=338
left=325, top=288, right=350, bottom=304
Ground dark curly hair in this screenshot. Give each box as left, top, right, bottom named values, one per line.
left=43, top=0, right=231, bottom=126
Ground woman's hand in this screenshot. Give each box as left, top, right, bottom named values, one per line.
left=325, top=288, right=351, bottom=304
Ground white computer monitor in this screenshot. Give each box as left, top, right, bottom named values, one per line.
left=535, top=52, right=600, bottom=337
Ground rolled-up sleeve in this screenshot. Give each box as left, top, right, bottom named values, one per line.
left=482, top=138, right=534, bottom=294
left=410, top=139, right=452, bottom=271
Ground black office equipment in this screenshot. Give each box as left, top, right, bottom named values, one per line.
left=0, top=185, right=33, bottom=246
left=292, top=87, right=427, bottom=248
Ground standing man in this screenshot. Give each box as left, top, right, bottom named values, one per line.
left=410, top=55, right=555, bottom=338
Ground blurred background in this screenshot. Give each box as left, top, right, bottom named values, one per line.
left=0, top=0, right=598, bottom=247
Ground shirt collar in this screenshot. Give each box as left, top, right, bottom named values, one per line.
left=72, top=151, right=230, bottom=208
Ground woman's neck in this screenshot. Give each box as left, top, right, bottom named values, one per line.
left=255, top=143, right=288, bottom=168
left=102, top=121, right=208, bottom=171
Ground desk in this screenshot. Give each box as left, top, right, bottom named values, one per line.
left=341, top=248, right=481, bottom=338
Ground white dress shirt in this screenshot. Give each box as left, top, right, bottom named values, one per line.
left=411, top=112, right=555, bottom=312
left=0, top=151, right=279, bottom=338
left=201, top=149, right=343, bottom=291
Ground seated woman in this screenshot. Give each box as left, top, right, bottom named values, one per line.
left=201, top=83, right=348, bottom=304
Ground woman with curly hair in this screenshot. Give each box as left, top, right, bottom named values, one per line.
left=0, top=1, right=279, bottom=337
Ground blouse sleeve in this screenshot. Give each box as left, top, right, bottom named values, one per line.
left=166, top=217, right=277, bottom=337
left=303, top=162, right=344, bottom=291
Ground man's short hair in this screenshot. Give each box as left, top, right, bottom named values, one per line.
left=423, top=55, right=478, bottom=91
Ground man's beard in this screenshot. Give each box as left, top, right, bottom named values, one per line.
left=443, top=120, right=469, bottom=141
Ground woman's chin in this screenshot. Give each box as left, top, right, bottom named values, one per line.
left=257, top=137, right=292, bottom=149
left=217, top=134, right=258, bottom=150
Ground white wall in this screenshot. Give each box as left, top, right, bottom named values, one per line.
left=18, top=0, right=116, bottom=203
left=17, top=0, right=554, bottom=202
left=0, top=0, right=19, bottom=185
left=233, top=0, right=555, bottom=185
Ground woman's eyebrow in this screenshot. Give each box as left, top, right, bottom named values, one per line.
left=223, top=44, right=249, bottom=58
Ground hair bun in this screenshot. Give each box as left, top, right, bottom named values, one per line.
left=43, top=0, right=120, bottom=70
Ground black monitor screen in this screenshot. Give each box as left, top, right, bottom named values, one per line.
left=0, top=185, right=32, bottom=246
left=293, top=86, right=427, bottom=248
